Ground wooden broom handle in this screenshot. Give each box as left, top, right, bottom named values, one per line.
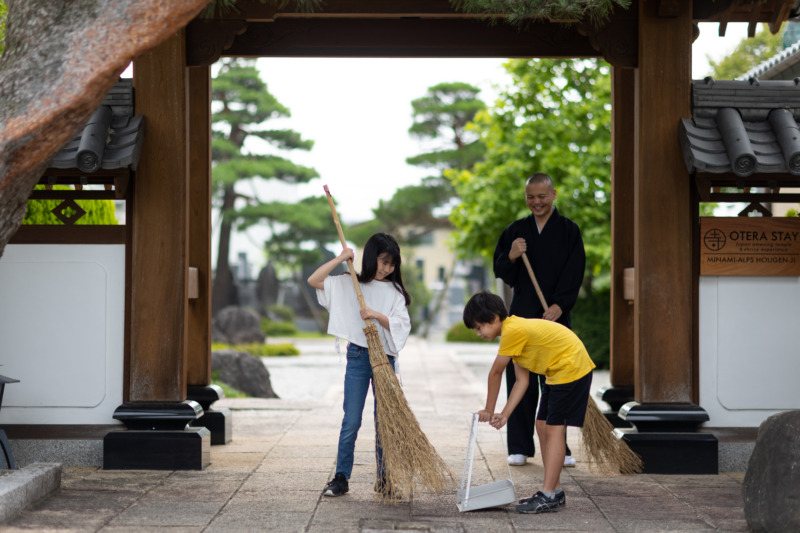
left=324, top=185, right=371, bottom=326
left=520, top=254, right=549, bottom=311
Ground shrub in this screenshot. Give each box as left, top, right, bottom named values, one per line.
left=267, top=304, right=295, bottom=322
left=212, top=342, right=300, bottom=356
left=260, top=318, right=299, bottom=337
left=23, top=185, right=119, bottom=225
left=445, top=322, right=495, bottom=343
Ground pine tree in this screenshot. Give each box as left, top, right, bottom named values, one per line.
left=211, top=58, right=318, bottom=314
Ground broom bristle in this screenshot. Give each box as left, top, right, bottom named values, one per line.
left=364, top=323, right=455, bottom=503
left=581, top=396, right=643, bottom=475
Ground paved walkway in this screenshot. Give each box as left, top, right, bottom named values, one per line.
left=0, top=337, right=748, bottom=532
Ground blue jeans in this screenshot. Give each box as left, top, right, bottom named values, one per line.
left=335, top=343, right=395, bottom=479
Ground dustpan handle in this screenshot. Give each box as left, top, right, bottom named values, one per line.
left=460, top=412, right=479, bottom=506
left=503, top=427, right=514, bottom=482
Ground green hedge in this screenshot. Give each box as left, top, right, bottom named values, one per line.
left=212, top=342, right=300, bottom=356
left=260, top=318, right=299, bottom=337
left=445, top=322, right=496, bottom=343
left=23, top=185, right=119, bottom=225
left=267, top=304, right=295, bottom=322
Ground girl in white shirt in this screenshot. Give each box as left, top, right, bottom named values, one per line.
left=307, top=233, right=412, bottom=497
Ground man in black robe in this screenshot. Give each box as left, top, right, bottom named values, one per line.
left=493, top=172, right=586, bottom=467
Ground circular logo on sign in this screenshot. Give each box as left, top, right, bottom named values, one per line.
left=704, top=228, right=726, bottom=251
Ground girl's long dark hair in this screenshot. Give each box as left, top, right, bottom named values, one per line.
left=357, top=233, right=411, bottom=306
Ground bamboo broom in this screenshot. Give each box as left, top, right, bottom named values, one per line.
left=520, top=254, right=642, bottom=475
left=323, top=185, right=454, bottom=502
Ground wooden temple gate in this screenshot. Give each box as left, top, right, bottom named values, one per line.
left=6, top=0, right=797, bottom=471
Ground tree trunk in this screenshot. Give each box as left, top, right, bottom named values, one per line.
left=0, top=0, right=208, bottom=260
left=212, top=184, right=237, bottom=315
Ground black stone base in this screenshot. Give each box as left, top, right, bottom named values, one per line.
left=603, top=411, right=633, bottom=428
left=597, top=386, right=635, bottom=411
left=103, top=427, right=211, bottom=470
left=620, top=402, right=710, bottom=432
left=191, top=409, right=232, bottom=445
left=617, top=429, right=718, bottom=474
left=596, top=386, right=634, bottom=428
left=187, top=385, right=232, bottom=445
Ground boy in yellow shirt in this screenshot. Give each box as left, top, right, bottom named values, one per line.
left=463, top=290, right=595, bottom=514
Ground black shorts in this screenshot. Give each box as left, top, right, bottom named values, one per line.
left=536, top=371, right=593, bottom=427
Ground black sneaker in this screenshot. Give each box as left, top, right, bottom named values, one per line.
left=323, top=472, right=349, bottom=497
left=520, top=489, right=565, bottom=507
left=515, top=491, right=560, bottom=514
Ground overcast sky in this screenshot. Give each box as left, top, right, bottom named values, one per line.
left=218, top=22, right=753, bottom=270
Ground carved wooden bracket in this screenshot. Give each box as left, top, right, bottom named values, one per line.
left=186, top=19, right=247, bottom=67
left=578, top=3, right=638, bottom=68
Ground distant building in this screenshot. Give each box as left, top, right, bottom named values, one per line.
left=404, top=226, right=488, bottom=337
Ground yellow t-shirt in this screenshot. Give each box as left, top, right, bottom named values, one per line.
left=498, top=315, right=595, bottom=385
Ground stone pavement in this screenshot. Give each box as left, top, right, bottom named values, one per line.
left=0, top=337, right=748, bottom=532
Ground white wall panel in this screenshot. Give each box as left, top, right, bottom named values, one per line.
left=699, top=276, right=800, bottom=426
left=0, top=245, right=125, bottom=425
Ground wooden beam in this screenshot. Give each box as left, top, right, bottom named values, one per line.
left=130, top=31, right=190, bottom=402
left=216, top=0, right=793, bottom=25
left=187, top=65, right=213, bottom=386
left=218, top=19, right=602, bottom=60
left=634, top=0, right=693, bottom=404
left=610, top=66, right=636, bottom=388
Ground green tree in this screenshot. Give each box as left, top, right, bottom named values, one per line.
left=449, top=57, right=612, bottom=290
left=407, top=82, right=486, bottom=171
left=351, top=82, right=487, bottom=245
left=237, top=194, right=341, bottom=330
left=708, top=24, right=785, bottom=79
left=211, top=58, right=318, bottom=314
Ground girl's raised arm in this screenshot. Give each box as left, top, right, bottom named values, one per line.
left=307, top=248, right=354, bottom=289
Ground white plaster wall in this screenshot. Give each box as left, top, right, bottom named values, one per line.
left=0, top=244, right=124, bottom=425
left=699, top=276, right=800, bottom=427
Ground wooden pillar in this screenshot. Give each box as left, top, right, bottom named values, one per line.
left=130, top=31, right=190, bottom=402
left=183, top=64, right=231, bottom=445
left=108, top=30, right=210, bottom=470
left=187, top=65, right=212, bottom=387
left=633, top=0, right=693, bottom=404
left=610, top=66, right=635, bottom=389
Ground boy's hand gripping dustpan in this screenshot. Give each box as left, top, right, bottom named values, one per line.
left=456, top=412, right=516, bottom=512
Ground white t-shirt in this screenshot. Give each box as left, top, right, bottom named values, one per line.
left=317, top=274, right=411, bottom=357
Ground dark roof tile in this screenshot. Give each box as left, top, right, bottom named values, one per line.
left=47, top=79, right=144, bottom=173
left=679, top=78, right=800, bottom=176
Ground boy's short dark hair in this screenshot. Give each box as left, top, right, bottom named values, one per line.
left=463, top=290, right=508, bottom=328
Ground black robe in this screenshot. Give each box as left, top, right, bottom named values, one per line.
left=493, top=207, right=585, bottom=327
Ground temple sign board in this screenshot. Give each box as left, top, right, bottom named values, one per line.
left=700, top=217, right=800, bottom=276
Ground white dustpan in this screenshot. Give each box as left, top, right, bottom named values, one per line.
left=456, top=412, right=516, bottom=512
